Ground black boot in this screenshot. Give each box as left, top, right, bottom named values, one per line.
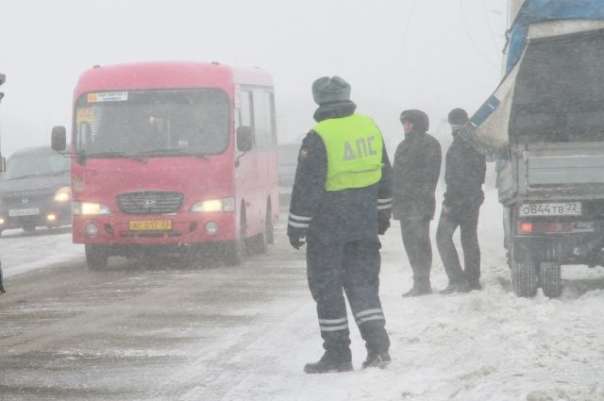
left=440, top=280, right=470, bottom=295
left=304, top=351, right=353, bottom=374
left=362, top=350, right=391, bottom=369
left=467, top=280, right=482, bottom=291
left=402, top=282, right=432, bottom=297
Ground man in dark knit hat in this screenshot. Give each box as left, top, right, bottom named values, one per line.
left=287, top=76, right=393, bottom=373
left=393, top=109, right=442, bottom=297
left=437, top=108, right=486, bottom=293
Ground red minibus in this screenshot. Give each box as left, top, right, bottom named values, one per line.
left=52, top=62, right=279, bottom=269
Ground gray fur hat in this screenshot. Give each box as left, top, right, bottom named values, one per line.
left=312, top=76, right=351, bottom=105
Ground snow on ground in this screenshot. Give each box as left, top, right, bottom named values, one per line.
left=180, top=191, right=604, bottom=401
left=2, top=191, right=604, bottom=401
left=0, top=228, right=83, bottom=278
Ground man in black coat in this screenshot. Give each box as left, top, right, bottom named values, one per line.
left=287, top=76, right=393, bottom=373
left=436, top=108, right=487, bottom=293
left=393, top=110, right=442, bottom=297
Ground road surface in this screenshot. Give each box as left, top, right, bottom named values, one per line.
left=1, top=195, right=604, bottom=401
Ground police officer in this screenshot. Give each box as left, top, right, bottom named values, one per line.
left=288, top=76, right=393, bottom=374
left=393, top=110, right=442, bottom=297
left=437, top=108, right=486, bottom=293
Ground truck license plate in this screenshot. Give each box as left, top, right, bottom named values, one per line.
left=519, top=202, right=582, bottom=217
left=128, top=220, right=172, bottom=231
left=8, top=208, right=40, bottom=217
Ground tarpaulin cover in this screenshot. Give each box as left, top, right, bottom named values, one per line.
left=507, top=0, right=604, bottom=71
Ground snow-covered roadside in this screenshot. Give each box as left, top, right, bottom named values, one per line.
left=0, top=230, right=83, bottom=278
left=185, top=190, right=604, bottom=401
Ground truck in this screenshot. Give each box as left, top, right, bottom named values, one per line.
left=52, top=62, right=280, bottom=269
left=464, top=0, right=604, bottom=298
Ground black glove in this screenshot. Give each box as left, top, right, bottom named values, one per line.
left=289, top=234, right=306, bottom=250
left=378, top=213, right=390, bottom=235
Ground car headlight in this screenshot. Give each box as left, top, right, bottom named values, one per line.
left=191, top=197, right=235, bottom=213
left=73, top=201, right=111, bottom=216
left=54, top=186, right=72, bottom=202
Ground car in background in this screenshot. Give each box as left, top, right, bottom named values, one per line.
left=0, top=147, right=71, bottom=236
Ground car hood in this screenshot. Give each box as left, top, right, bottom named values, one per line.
left=0, top=174, right=70, bottom=196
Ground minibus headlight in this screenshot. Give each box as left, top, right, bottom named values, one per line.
left=73, top=202, right=111, bottom=216
left=54, top=186, right=72, bottom=202
left=191, top=198, right=235, bottom=213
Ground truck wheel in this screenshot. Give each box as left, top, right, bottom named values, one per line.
left=540, top=262, right=562, bottom=298
left=511, top=257, right=538, bottom=298
left=85, top=245, right=108, bottom=270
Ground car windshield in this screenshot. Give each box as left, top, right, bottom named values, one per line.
left=6, top=151, right=69, bottom=180
left=74, top=89, right=230, bottom=157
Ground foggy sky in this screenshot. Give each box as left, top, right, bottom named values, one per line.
left=0, top=0, right=507, bottom=155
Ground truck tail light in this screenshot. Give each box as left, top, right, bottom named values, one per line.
left=518, top=222, right=534, bottom=234
left=517, top=220, right=595, bottom=235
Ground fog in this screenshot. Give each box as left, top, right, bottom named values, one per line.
left=0, top=0, right=506, bottom=155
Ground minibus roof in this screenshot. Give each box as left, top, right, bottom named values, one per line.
left=74, top=62, right=273, bottom=99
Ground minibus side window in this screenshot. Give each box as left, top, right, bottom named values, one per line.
left=252, top=90, right=276, bottom=149
left=237, top=90, right=255, bottom=148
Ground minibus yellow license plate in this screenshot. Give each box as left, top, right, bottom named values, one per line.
left=129, top=220, right=172, bottom=231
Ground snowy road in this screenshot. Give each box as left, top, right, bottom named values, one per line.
left=1, top=193, right=604, bottom=401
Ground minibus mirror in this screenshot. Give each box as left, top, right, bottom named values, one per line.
left=51, top=126, right=67, bottom=152
left=237, top=126, right=253, bottom=152
left=0, top=156, right=6, bottom=174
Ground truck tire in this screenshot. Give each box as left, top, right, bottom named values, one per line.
left=540, top=262, right=562, bottom=298
left=511, top=257, right=539, bottom=298
left=85, top=245, right=108, bottom=270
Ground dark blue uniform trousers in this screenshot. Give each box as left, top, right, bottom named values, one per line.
left=306, top=239, right=390, bottom=358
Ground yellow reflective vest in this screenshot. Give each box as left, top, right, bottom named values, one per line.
left=314, top=114, right=383, bottom=192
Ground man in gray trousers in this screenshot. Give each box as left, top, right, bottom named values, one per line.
left=436, top=108, right=486, bottom=293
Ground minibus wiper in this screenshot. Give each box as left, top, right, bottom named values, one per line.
left=138, top=148, right=208, bottom=159
left=86, top=151, right=147, bottom=163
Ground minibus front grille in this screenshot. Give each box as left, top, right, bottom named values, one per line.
left=117, top=191, right=184, bottom=214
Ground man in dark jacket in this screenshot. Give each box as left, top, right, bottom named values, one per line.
left=437, top=108, right=487, bottom=293
left=288, top=76, right=393, bottom=374
left=393, top=109, right=442, bottom=297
